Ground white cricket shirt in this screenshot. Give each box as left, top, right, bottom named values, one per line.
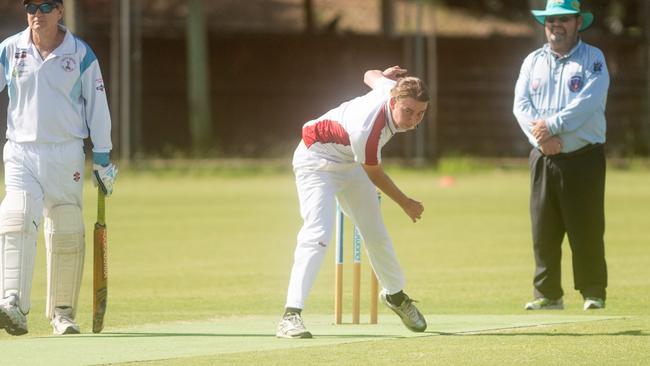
left=0, top=26, right=112, bottom=152
left=296, top=77, right=398, bottom=167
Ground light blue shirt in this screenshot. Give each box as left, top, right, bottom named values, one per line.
left=513, top=40, right=609, bottom=153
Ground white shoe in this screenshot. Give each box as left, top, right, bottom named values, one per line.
left=276, top=313, right=312, bottom=339
left=583, top=297, right=605, bottom=310
left=380, top=290, right=427, bottom=332
left=524, top=297, right=564, bottom=310
left=51, top=307, right=80, bottom=335
left=0, top=295, right=28, bottom=336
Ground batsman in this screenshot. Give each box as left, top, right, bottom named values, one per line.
left=0, top=0, right=117, bottom=335
left=277, top=66, right=429, bottom=338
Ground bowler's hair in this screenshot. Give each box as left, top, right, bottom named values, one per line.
left=390, top=77, right=430, bottom=103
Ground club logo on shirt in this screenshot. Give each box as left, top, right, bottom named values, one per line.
left=61, top=57, right=77, bottom=72
left=73, top=171, right=81, bottom=182
left=12, top=63, right=28, bottom=78
left=593, top=61, right=603, bottom=74
left=568, top=75, right=583, bottom=93
left=95, top=78, right=105, bottom=92
left=14, top=50, right=27, bottom=59
left=11, top=50, right=29, bottom=78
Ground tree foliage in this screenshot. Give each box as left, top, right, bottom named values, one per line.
left=436, top=0, right=643, bottom=35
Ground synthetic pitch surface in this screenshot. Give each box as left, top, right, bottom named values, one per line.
left=0, top=314, right=623, bottom=365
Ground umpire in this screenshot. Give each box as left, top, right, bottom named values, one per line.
left=513, top=0, right=609, bottom=311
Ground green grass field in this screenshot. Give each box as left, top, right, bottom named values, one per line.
left=0, top=161, right=648, bottom=365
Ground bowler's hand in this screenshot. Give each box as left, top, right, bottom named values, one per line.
left=92, top=163, right=118, bottom=197
left=531, top=119, right=551, bottom=143
left=382, top=65, right=407, bottom=80
left=401, top=198, right=424, bottom=223
left=539, top=135, right=563, bottom=156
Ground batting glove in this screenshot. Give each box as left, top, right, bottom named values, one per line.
left=92, top=163, right=118, bottom=197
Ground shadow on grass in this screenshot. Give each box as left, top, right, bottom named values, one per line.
left=432, top=330, right=648, bottom=337
left=47, top=332, right=402, bottom=339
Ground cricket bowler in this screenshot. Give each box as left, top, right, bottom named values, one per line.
left=277, top=66, right=429, bottom=338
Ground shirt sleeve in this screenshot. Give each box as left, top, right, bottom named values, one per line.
left=512, top=53, right=539, bottom=140
left=0, top=42, right=8, bottom=92
left=371, top=77, right=396, bottom=95
left=79, top=43, right=112, bottom=153
left=545, top=50, right=610, bottom=135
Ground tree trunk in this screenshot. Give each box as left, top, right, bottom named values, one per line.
left=63, top=0, right=80, bottom=33
left=381, top=0, right=395, bottom=36
left=643, top=0, right=650, bottom=154
left=119, top=0, right=131, bottom=162
left=186, top=0, right=214, bottom=154
left=304, top=0, right=314, bottom=33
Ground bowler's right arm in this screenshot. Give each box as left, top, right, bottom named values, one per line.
left=364, top=66, right=407, bottom=89
left=362, top=164, right=423, bottom=223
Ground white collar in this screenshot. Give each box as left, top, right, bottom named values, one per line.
left=17, top=25, right=75, bottom=55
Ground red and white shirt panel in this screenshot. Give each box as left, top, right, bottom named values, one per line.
left=300, top=78, right=396, bottom=166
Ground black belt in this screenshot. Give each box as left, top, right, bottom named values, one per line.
left=544, top=143, right=603, bottom=160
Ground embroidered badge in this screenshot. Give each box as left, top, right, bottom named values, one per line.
left=571, top=0, right=580, bottom=11
left=61, top=57, right=76, bottom=72
left=11, top=50, right=29, bottom=78
left=13, top=63, right=28, bottom=78
left=593, top=61, right=603, bottom=74
left=95, top=78, right=105, bottom=92
left=568, top=75, right=583, bottom=93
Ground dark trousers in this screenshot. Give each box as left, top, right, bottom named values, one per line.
left=529, top=144, right=607, bottom=300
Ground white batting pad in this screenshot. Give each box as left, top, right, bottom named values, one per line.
left=0, top=191, right=38, bottom=314
left=45, top=204, right=85, bottom=319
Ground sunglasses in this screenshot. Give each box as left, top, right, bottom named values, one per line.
left=545, top=15, right=578, bottom=24
left=25, top=2, right=58, bottom=15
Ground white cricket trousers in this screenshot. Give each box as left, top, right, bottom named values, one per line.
left=1, top=140, right=85, bottom=313
left=285, top=147, right=405, bottom=310
left=3, top=140, right=85, bottom=211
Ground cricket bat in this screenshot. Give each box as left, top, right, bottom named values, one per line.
left=92, top=187, right=108, bottom=333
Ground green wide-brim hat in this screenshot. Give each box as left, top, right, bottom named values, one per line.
left=22, top=0, right=63, bottom=3
left=531, top=0, right=593, bottom=32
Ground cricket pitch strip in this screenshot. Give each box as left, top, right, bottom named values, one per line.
left=0, top=314, right=623, bottom=365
